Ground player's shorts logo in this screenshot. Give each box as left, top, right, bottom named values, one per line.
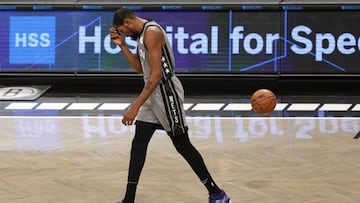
left=9, top=16, right=56, bottom=64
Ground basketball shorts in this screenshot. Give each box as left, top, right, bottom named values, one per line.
left=136, top=76, right=188, bottom=136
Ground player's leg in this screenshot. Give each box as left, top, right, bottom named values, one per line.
left=169, top=132, right=231, bottom=202
left=169, top=132, right=222, bottom=194
left=122, top=121, right=157, bottom=203
left=152, top=77, right=230, bottom=202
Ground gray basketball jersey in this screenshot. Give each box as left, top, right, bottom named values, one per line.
left=136, top=20, right=187, bottom=136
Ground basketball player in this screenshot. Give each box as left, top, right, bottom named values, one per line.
left=110, top=8, right=231, bottom=203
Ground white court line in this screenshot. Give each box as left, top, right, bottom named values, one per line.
left=274, top=103, right=288, bottom=111
left=183, top=103, right=194, bottom=110
left=192, top=103, right=225, bottom=111
left=96, top=103, right=194, bottom=111
left=66, top=103, right=100, bottom=110
left=2, top=102, right=360, bottom=112
left=319, top=104, right=352, bottom=111
left=5, top=102, right=38, bottom=110
left=97, top=103, right=130, bottom=110
left=351, top=104, right=360, bottom=111
left=223, top=103, right=252, bottom=111
left=36, top=103, right=69, bottom=110
left=287, top=103, right=320, bottom=111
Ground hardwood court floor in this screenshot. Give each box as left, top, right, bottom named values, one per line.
left=0, top=116, right=359, bottom=203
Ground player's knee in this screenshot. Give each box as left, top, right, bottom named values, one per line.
left=171, top=136, right=191, bottom=154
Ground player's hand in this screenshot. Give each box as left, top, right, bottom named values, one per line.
left=109, top=27, right=125, bottom=46
left=122, top=106, right=139, bottom=126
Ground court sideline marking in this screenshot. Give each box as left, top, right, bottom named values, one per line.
left=2, top=102, right=360, bottom=112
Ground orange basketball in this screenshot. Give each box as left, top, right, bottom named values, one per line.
left=251, top=89, right=277, bottom=115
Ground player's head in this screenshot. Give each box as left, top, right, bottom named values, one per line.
left=113, top=8, right=139, bottom=39
left=113, top=8, right=136, bottom=27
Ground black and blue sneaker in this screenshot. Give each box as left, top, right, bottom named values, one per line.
left=209, top=190, right=231, bottom=203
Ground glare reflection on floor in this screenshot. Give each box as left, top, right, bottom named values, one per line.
left=2, top=116, right=359, bottom=152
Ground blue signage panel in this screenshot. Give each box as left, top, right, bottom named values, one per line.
left=0, top=9, right=359, bottom=74
left=9, top=16, right=55, bottom=64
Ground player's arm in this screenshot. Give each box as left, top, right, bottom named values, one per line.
left=121, top=26, right=164, bottom=125
left=131, top=26, right=164, bottom=110
left=109, top=28, right=143, bottom=74
left=118, top=42, right=143, bottom=74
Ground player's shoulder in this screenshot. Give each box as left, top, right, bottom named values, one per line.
left=144, top=20, right=161, bottom=32
left=146, top=24, right=162, bottom=34
left=144, top=24, right=164, bottom=41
